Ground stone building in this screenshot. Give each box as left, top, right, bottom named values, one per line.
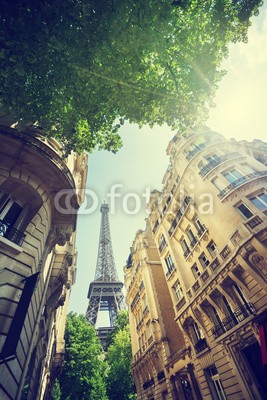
left=0, top=123, right=87, bottom=399
left=124, top=127, right=267, bottom=400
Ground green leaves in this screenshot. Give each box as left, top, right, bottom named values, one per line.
left=105, top=311, right=136, bottom=400
left=59, top=313, right=108, bottom=400
left=0, top=0, right=263, bottom=153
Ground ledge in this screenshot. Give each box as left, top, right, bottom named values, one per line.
left=0, top=236, right=24, bottom=255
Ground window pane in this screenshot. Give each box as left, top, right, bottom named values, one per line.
left=259, top=193, right=267, bottom=204
left=250, top=197, right=266, bottom=210
left=237, top=203, right=253, bottom=219
left=224, top=169, right=243, bottom=183
left=250, top=193, right=267, bottom=210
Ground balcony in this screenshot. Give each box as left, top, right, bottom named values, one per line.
left=194, top=338, right=208, bottom=354
left=143, top=378, right=155, bottom=390
left=166, top=267, right=176, bottom=279
left=159, top=240, right=167, bottom=253
left=218, top=171, right=267, bottom=200
left=143, top=305, right=149, bottom=317
left=152, top=220, right=159, bottom=234
left=183, top=248, right=191, bottom=259
left=197, top=225, right=207, bottom=238
left=199, top=152, right=242, bottom=177
left=186, top=143, right=206, bottom=160
left=168, top=196, right=192, bottom=236
left=136, top=318, right=144, bottom=331
left=212, top=303, right=255, bottom=339
left=157, top=370, right=166, bottom=382
left=190, top=237, right=198, bottom=248
left=245, top=215, right=264, bottom=230
left=209, top=257, right=220, bottom=271
left=0, top=221, right=25, bottom=246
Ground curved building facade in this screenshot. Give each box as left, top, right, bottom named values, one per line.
left=125, top=127, right=267, bottom=400
left=0, top=124, right=87, bottom=400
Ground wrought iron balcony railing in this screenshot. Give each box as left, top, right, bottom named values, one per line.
left=218, top=171, right=267, bottom=199
left=199, top=152, right=242, bottom=177
left=168, top=196, right=192, bottom=237
left=197, top=225, right=207, bottom=237
left=0, top=220, right=25, bottom=246
left=159, top=240, right=167, bottom=253
left=212, top=303, right=255, bottom=339
left=245, top=215, right=264, bottom=230
left=186, top=143, right=206, bottom=160
left=183, top=248, right=191, bottom=259
left=194, top=338, right=208, bottom=354
left=190, top=237, right=198, bottom=248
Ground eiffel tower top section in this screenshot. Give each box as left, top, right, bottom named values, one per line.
left=94, top=203, right=119, bottom=282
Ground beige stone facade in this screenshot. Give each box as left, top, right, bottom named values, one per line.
left=124, top=127, right=267, bottom=400
left=0, top=125, right=87, bottom=399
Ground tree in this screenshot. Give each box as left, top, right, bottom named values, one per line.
left=0, top=0, right=263, bottom=153
left=59, top=312, right=108, bottom=400
left=105, top=312, right=136, bottom=400
left=106, top=309, right=129, bottom=348
left=51, top=379, right=61, bottom=400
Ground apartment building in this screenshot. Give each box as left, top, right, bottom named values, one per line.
left=125, top=127, right=267, bottom=400
left=0, top=122, right=87, bottom=400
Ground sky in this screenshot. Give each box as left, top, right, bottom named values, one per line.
left=69, top=4, right=267, bottom=320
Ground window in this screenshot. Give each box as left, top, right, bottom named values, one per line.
left=232, top=283, right=249, bottom=305
left=223, top=169, right=243, bottom=184
left=165, top=254, right=175, bottom=275
left=249, top=192, right=267, bottom=211
left=194, top=217, right=206, bottom=236
left=209, top=305, right=222, bottom=327
left=206, top=154, right=221, bottom=163
left=0, top=192, right=27, bottom=245
left=153, top=219, right=159, bottom=234
left=199, top=253, right=210, bottom=268
left=189, top=322, right=204, bottom=343
left=142, top=295, right=147, bottom=312
left=204, top=365, right=227, bottom=400
left=186, top=228, right=197, bottom=248
left=159, top=234, right=167, bottom=253
left=221, top=295, right=237, bottom=328
left=191, top=263, right=201, bottom=279
left=181, top=238, right=190, bottom=258
left=212, top=177, right=225, bottom=191
left=172, top=280, right=183, bottom=302
left=207, top=241, right=217, bottom=257
left=240, top=164, right=255, bottom=175
left=1, top=272, right=39, bottom=359
left=146, top=320, right=153, bottom=339
left=236, top=203, right=254, bottom=219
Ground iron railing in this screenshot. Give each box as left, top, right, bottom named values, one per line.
left=218, top=171, right=267, bottom=199
left=194, top=338, right=208, bottom=354
left=212, top=303, right=255, bottom=338
left=197, top=225, right=207, bottom=237
left=190, top=237, right=198, bottom=248
left=168, top=196, right=192, bottom=236
left=186, top=143, right=206, bottom=160
left=199, top=152, right=242, bottom=177
left=0, top=220, right=25, bottom=246
left=159, top=239, right=167, bottom=253
left=245, top=215, right=264, bottom=230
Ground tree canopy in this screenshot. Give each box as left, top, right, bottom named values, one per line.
left=0, top=0, right=262, bottom=153
left=105, top=312, right=136, bottom=400
left=59, top=312, right=108, bottom=400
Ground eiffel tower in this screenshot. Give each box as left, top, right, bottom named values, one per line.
left=86, top=203, right=124, bottom=346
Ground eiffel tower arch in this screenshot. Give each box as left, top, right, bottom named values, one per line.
left=86, top=203, right=125, bottom=346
